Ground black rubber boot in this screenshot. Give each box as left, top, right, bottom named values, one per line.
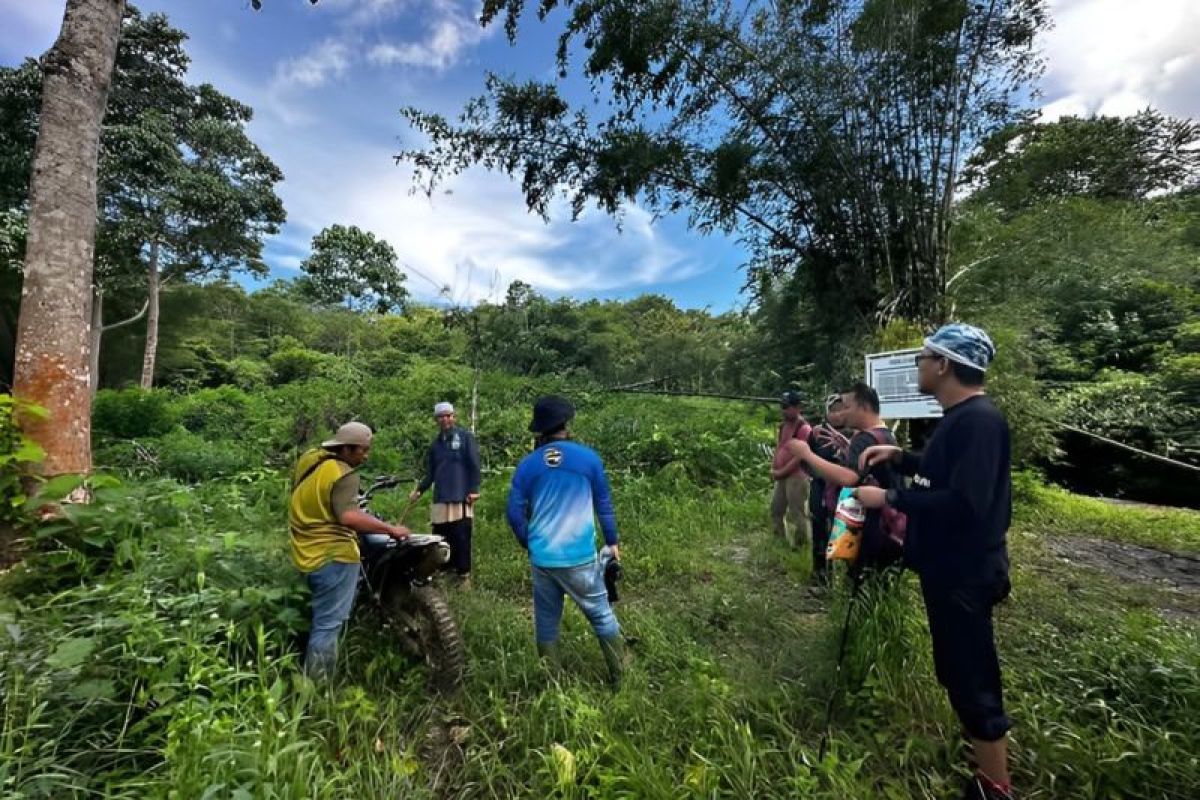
left=536, top=640, right=562, bottom=668
left=598, top=635, right=625, bottom=686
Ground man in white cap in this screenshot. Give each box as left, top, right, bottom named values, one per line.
left=289, top=421, right=411, bottom=679
left=410, top=401, right=481, bottom=586
left=856, top=323, right=1014, bottom=800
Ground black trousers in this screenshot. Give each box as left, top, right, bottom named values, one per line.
left=811, top=507, right=832, bottom=577
left=921, top=575, right=1012, bottom=741
left=432, top=517, right=473, bottom=575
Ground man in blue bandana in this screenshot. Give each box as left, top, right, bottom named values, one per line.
left=856, top=323, right=1015, bottom=800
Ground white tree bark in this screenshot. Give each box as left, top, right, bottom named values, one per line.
left=89, top=284, right=103, bottom=396
left=89, top=284, right=150, bottom=396
left=12, top=0, right=126, bottom=478
left=139, top=239, right=160, bottom=389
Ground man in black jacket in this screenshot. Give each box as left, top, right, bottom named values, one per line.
left=856, top=323, right=1013, bottom=800
left=411, top=402, right=481, bottom=585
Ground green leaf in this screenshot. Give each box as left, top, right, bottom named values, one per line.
left=89, top=473, right=123, bottom=490
left=70, top=679, right=117, bottom=702
left=34, top=474, right=86, bottom=502
left=17, top=402, right=48, bottom=420
left=13, top=441, right=44, bottom=462
left=46, top=637, right=97, bottom=670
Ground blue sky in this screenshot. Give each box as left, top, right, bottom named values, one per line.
left=2, top=0, right=1198, bottom=311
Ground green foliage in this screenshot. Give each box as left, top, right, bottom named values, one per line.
left=227, top=355, right=271, bottom=390
left=297, top=224, right=407, bottom=313
left=153, top=428, right=253, bottom=481
left=965, top=110, right=1200, bottom=210
left=413, top=0, right=1050, bottom=326
left=1161, top=353, right=1200, bottom=400
left=92, top=388, right=177, bottom=439
left=1051, top=370, right=1200, bottom=497
left=0, top=395, right=44, bottom=527
left=6, top=386, right=1200, bottom=797
left=269, top=346, right=330, bottom=385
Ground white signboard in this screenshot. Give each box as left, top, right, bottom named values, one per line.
left=865, top=349, right=943, bottom=420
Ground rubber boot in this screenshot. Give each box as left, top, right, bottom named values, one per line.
left=536, top=640, right=562, bottom=668
left=598, top=635, right=625, bottom=687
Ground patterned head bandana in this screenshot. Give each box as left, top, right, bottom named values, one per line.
left=923, top=323, right=996, bottom=372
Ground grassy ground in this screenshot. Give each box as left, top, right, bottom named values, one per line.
left=1, top=447, right=1198, bottom=798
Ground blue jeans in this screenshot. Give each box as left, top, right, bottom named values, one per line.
left=532, top=559, right=620, bottom=643
left=304, top=560, right=360, bottom=679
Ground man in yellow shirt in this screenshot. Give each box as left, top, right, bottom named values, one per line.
left=289, top=421, right=410, bottom=679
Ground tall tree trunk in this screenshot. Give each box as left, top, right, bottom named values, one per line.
left=139, top=239, right=160, bottom=389
left=12, top=0, right=125, bottom=478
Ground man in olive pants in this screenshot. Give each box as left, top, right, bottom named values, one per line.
left=769, top=390, right=813, bottom=549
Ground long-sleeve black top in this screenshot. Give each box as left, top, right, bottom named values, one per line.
left=893, top=395, right=1011, bottom=586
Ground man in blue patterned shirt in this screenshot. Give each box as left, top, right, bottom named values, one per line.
left=506, top=395, right=624, bottom=684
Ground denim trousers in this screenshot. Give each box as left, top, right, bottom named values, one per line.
left=532, top=558, right=620, bottom=643
left=304, top=560, right=360, bottom=679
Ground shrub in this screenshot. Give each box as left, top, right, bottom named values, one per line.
left=227, top=357, right=271, bottom=391
left=175, top=386, right=263, bottom=440
left=269, top=347, right=329, bottom=384
left=155, top=428, right=251, bottom=481
left=1161, top=353, right=1200, bottom=399
left=92, top=388, right=177, bottom=439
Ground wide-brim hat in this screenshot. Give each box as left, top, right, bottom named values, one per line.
left=322, top=421, right=373, bottom=448
left=529, top=395, right=575, bottom=434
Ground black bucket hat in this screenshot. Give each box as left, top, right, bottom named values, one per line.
left=779, top=390, right=803, bottom=408
left=529, top=395, right=576, bottom=434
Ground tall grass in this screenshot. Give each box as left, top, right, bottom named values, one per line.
left=2, top=389, right=1198, bottom=798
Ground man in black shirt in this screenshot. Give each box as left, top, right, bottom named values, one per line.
left=788, top=382, right=903, bottom=570
left=856, top=323, right=1013, bottom=800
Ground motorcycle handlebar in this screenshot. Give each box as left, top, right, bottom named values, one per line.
left=360, top=474, right=411, bottom=501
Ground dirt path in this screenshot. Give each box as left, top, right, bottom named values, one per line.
left=1045, top=535, right=1200, bottom=593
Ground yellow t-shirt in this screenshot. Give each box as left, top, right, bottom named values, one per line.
left=288, top=449, right=361, bottom=573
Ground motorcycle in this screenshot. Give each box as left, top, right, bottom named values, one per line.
left=355, top=474, right=466, bottom=692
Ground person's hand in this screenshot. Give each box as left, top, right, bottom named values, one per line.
left=408, top=489, right=422, bottom=502
left=785, top=438, right=812, bottom=459
left=390, top=524, right=411, bottom=540
left=859, top=445, right=902, bottom=472
left=467, top=492, right=480, bottom=505
left=609, top=544, right=621, bottom=561
left=854, top=486, right=888, bottom=509
left=815, top=426, right=850, bottom=450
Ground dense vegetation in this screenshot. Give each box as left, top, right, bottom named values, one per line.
left=2, top=376, right=1198, bottom=798
left=1, top=2, right=1198, bottom=798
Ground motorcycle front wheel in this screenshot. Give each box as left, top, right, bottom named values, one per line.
left=384, top=585, right=466, bottom=692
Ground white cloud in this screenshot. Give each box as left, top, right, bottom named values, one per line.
left=368, top=14, right=486, bottom=71
left=1038, top=0, right=1200, bottom=120
left=271, top=0, right=489, bottom=93
left=271, top=143, right=698, bottom=304
left=273, top=38, right=352, bottom=90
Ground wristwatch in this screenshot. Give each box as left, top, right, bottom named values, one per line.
left=885, top=488, right=899, bottom=506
